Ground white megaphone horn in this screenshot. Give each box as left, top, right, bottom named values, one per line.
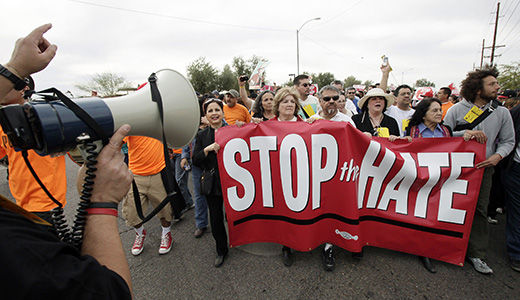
left=103, top=69, right=200, bottom=147
left=0, top=69, right=201, bottom=156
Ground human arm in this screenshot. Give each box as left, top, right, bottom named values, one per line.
left=180, top=143, right=191, bottom=168
left=78, top=125, right=133, bottom=294
left=476, top=153, right=502, bottom=169
left=238, top=76, right=254, bottom=111
left=251, top=117, right=263, bottom=124
left=1, top=24, right=57, bottom=102
left=463, top=130, right=487, bottom=144
left=379, top=64, right=391, bottom=92
left=494, top=110, right=516, bottom=159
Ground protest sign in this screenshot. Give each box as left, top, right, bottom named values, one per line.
left=215, top=120, right=485, bottom=265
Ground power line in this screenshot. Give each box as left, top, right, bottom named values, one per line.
left=500, top=0, right=513, bottom=16
left=498, top=0, right=520, bottom=38
left=315, top=0, right=364, bottom=27
left=68, top=0, right=292, bottom=33
left=499, top=6, right=520, bottom=43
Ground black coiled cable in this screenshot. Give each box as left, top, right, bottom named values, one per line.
left=70, top=141, right=97, bottom=249
left=23, top=140, right=98, bottom=250
left=51, top=206, right=71, bottom=244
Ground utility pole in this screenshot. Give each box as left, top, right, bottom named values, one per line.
left=480, top=39, right=485, bottom=68
left=490, top=2, right=500, bottom=66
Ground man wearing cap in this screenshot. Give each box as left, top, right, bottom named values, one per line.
left=436, top=87, right=453, bottom=120
left=223, top=89, right=251, bottom=126
left=293, top=74, right=319, bottom=119
left=385, top=84, right=415, bottom=137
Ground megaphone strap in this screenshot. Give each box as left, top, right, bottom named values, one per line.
left=130, top=73, right=186, bottom=225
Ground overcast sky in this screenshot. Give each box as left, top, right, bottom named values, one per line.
left=1, top=0, right=518, bottom=96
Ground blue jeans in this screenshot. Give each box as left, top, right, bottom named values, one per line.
left=192, top=165, right=208, bottom=229
left=504, top=161, right=520, bottom=261
left=172, top=154, right=193, bottom=207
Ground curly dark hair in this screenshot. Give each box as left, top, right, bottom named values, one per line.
left=252, top=90, right=275, bottom=118
left=460, top=66, right=499, bottom=103
left=405, top=97, right=442, bottom=135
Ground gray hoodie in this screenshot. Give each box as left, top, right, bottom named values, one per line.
left=444, top=99, right=515, bottom=159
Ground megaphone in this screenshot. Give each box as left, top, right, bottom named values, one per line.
left=0, top=69, right=200, bottom=155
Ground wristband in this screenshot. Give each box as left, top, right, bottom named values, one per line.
left=88, top=202, right=119, bottom=209
left=0, top=64, right=27, bottom=91
left=86, top=208, right=118, bottom=217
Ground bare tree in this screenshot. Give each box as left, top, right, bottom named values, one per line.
left=76, top=72, right=133, bottom=97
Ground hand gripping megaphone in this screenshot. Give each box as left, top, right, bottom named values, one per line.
left=0, top=69, right=200, bottom=155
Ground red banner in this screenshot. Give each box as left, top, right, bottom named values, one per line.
left=215, top=120, right=485, bottom=266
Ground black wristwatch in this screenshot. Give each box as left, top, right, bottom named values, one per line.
left=0, top=64, right=27, bottom=91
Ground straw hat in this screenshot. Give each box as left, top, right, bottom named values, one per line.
left=358, top=88, right=395, bottom=109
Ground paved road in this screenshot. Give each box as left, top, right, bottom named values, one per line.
left=0, top=159, right=518, bottom=299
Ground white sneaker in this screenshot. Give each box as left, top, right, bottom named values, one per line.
left=487, top=216, right=499, bottom=225
left=131, top=230, right=146, bottom=256
left=159, top=231, right=173, bottom=255
left=467, top=257, right=493, bottom=274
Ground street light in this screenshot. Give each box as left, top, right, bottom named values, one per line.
left=296, top=17, right=320, bottom=75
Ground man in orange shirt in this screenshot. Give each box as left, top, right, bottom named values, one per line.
left=223, top=89, right=251, bottom=126
left=437, top=87, right=454, bottom=120
left=123, top=136, right=174, bottom=256
left=0, top=76, right=66, bottom=224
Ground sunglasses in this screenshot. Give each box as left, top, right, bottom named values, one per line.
left=323, top=95, right=340, bottom=102
left=301, top=83, right=311, bottom=87
left=203, top=98, right=222, bottom=104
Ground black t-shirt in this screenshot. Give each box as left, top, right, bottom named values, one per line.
left=252, top=111, right=270, bottom=121
left=0, top=206, right=131, bottom=300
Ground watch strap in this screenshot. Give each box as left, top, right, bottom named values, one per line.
left=0, top=64, right=27, bottom=90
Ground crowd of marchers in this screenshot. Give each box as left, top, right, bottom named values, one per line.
left=1, top=24, right=519, bottom=300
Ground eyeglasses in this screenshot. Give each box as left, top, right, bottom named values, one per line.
left=322, top=95, right=340, bottom=102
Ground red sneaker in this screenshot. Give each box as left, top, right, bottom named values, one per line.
left=131, top=230, right=146, bottom=256
left=159, top=231, right=173, bottom=255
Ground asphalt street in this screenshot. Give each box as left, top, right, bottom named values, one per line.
left=0, top=158, right=518, bottom=299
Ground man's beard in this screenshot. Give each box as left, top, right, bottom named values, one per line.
left=480, top=92, right=496, bottom=102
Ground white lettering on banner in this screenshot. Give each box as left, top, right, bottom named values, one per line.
left=438, top=153, right=473, bottom=224
left=378, top=153, right=416, bottom=214
left=339, top=159, right=360, bottom=182
left=358, top=141, right=396, bottom=209
left=415, top=153, right=449, bottom=218
left=358, top=140, right=474, bottom=224
left=280, top=134, right=309, bottom=212
left=311, top=134, right=338, bottom=210
left=250, top=136, right=277, bottom=208
left=223, top=134, right=346, bottom=212
left=222, top=134, right=473, bottom=224
left=223, top=138, right=255, bottom=211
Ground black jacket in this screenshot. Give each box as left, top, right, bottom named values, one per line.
left=193, top=126, right=222, bottom=195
